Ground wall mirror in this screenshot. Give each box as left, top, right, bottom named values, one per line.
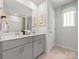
left=0, top=11, right=32, bottom=35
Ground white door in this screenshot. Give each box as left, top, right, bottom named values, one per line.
left=3, top=47, right=21, bottom=59
left=46, top=2, right=55, bottom=53
left=22, top=43, right=32, bottom=59
left=61, top=8, right=78, bottom=49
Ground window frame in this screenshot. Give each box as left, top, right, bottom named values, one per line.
left=62, top=10, right=76, bottom=27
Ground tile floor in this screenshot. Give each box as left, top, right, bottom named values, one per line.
left=37, top=46, right=78, bottom=59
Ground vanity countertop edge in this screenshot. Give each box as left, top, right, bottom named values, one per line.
left=0, top=33, right=46, bottom=42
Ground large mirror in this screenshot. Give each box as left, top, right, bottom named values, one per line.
left=0, top=11, right=32, bottom=35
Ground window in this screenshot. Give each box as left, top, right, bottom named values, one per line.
left=63, top=10, right=76, bottom=27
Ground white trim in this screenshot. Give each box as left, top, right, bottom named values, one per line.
left=56, top=43, right=78, bottom=52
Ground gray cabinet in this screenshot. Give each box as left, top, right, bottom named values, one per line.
left=0, top=34, right=46, bottom=59
left=3, top=46, right=21, bottom=59
left=33, top=40, right=40, bottom=58
left=33, top=35, right=45, bottom=58
left=22, top=43, right=32, bottom=59
left=3, top=43, right=32, bottom=59
left=2, top=37, right=33, bottom=59
left=33, top=40, right=44, bottom=58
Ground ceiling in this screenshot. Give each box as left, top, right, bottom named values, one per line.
left=16, top=0, right=37, bottom=10
left=50, top=0, right=75, bottom=8
left=16, top=0, right=75, bottom=10
left=16, top=0, right=46, bottom=10
left=31, top=0, right=45, bottom=5
left=31, top=0, right=75, bottom=7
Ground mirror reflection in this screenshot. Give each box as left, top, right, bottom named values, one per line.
left=0, top=12, right=32, bottom=35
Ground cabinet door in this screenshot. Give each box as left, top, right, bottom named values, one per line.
left=33, top=40, right=44, bottom=58
left=33, top=41, right=40, bottom=58
left=39, top=39, right=44, bottom=54
left=22, top=43, right=32, bottom=59
left=3, top=47, right=21, bottom=59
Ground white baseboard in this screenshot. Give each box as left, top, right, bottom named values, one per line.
left=56, top=44, right=78, bottom=52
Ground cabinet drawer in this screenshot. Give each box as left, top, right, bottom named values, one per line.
left=2, top=37, right=32, bottom=51
left=33, top=34, right=46, bottom=41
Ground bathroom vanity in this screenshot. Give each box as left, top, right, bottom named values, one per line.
left=0, top=34, right=46, bottom=59
left=0, top=0, right=46, bottom=59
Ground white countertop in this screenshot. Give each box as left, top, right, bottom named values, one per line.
left=0, top=33, right=45, bottom=42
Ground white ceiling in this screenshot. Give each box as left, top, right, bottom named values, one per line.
left=16, top=0, right=37, bottom=10
left=31, top=0, right=75, bottom=7
left=31, top=0, right=45, bottom=5
left=50, top=0, right=75, bottom=8
left=16, top=0, right=75, bottom=10
left=16, top=0, right=46, bottom=10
